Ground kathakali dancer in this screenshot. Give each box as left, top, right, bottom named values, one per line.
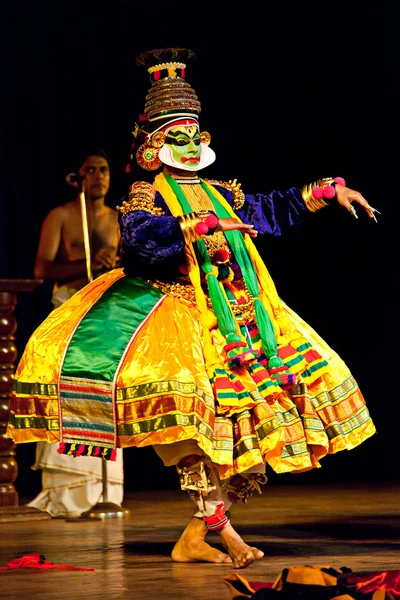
left=8, top=48, right=377, bottom=568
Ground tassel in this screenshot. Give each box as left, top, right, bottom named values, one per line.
left=76, top=444, right=86, bottom=456
left=211, top=368, right=241, bottom=413
left=67, top=443, right=77, bottom=456
left=269, top=365, right=297, bottom=389
left=57, top=442, right=66, bottom=454
left=57, top=442, right=116, bottom=460
left=266, top=354, right=297, bottom=390
left=225, top=346, right=258, bottom=368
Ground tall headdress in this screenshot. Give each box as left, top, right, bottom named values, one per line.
left=131, top=48, right=214, bottom=172
left=137, top=47, right=200, bottom=124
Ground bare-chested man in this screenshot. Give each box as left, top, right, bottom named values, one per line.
left=28, top=149, right=124, bottom=518
left=34, top=150, right=120, bottom=304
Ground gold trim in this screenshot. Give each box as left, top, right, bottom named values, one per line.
left=148, top=279, right=198, bottom=305
left=148, top=62, right=186, bottom=74
left=205, top=178, right=245, bottom=211
left=116, top=182, right=165, bottom=216
left=147, top=279, right=255, bottom=324
left=177, top=212, right=202, bottom=244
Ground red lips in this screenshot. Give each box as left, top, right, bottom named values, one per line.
left=181, top=156, right=200, bottom=163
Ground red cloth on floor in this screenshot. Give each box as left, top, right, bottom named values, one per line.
left=347, top=571, right=400, bottom=597
left=224, top=566, right=400, bottom=599
left=0, top=553, right=95, bottom=571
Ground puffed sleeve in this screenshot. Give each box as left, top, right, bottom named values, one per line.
left=211, top=182, right=307, bottom=236
left=119, top=209, right=185, bottom=265
left=117, top=183, right=186, bottom=266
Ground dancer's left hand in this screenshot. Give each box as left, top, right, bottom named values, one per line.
left=335, top=184, right=379, bottom=221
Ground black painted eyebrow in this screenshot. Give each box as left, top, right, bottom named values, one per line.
left=165, top=131, right=200, bottom=142
left=167, top=130, right=190, bottom=139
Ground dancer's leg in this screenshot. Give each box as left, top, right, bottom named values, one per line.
left=154, top=442, right=264, bottom=568
left=154, top=442, right=231, bottom=563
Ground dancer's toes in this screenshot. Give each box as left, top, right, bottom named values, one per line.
left=219, top=523, right=264, bottom=569
left=216, top=551, right=233, bottom=565
left=232, top=546, right=263, bottom=569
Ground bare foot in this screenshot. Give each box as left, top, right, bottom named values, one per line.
left=219, top=523, right=264, bottom=569
left=172, top=517, right=232, bottom=564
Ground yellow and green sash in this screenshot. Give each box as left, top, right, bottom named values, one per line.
left=58, top=276, right=163, bottom=459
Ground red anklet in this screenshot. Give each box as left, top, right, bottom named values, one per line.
left=203, top=503, right=230, bottom=531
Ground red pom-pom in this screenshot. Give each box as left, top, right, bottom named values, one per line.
left=334, top=176, right=346, bottom=186
left=213, top=249, right=230, bottom=263
left=311, top=186, right=323, bottom=199
left=205, top=214, right=219, bottom=228
left=178, top=263, right=189, bottom=275
left=323, top=185, right=336, bottom=199
left=195, top=221, right=209, bottom=235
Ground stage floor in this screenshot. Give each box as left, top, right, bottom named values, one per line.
left=0, top=481, right=399, bottom=599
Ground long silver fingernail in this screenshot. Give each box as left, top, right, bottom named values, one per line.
left=349, top=206, right=358, bottom=219
left=372, top=213, right=378, bottom=223
left=370, top=206, right=381, bottom=214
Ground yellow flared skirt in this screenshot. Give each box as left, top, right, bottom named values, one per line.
left=8, top=269, right=375, bottom=479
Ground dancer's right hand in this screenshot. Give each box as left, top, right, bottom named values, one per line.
left=216, top=218, right=258, bottom=238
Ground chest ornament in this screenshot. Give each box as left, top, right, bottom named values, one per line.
left=116, top=181, right=165, bottom=216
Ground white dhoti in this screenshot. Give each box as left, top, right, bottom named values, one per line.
left=27, top=443, right=124, bottom=517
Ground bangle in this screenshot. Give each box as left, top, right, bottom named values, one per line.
left=178, top=211, right=219, bottom=243
left=177, top=213, right=202, bottom=244
left=302, top=177, right=346, bottom=212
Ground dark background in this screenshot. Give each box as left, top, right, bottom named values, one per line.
left=0, top=0, right=398, bottom=498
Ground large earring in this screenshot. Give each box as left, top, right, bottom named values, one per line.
left=200, top=131, right=211, bottom=146
left=136, top=142, right=162, bottom=171
left=136, top=131, right=166, bottom=171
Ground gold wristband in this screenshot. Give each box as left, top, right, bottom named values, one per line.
left=301, top=178, right=336, bottom=212
left=177, top=213, right=202, bottom=244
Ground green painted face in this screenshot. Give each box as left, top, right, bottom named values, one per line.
left=164, top=125, right=201, bottom=167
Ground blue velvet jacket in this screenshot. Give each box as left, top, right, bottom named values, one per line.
left=119, top=181, right=307, bottom=282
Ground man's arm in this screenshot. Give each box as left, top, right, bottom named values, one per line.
left=34, top=208, right=87, bottom=283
